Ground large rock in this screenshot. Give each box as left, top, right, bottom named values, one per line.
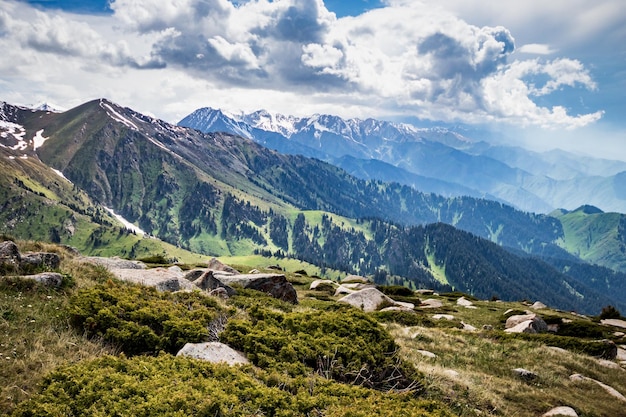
left=456, top=297, right=473, bottom=307
left=341, top=274, right=370, bottom=284
left=542, top=406, right=578, bottom=417
left=110, top=266, right=195, bottom=292
left=570, top=374, right=626, bottom=402
left=176, top=342, right=249, bottom=365
left=419, top=299, right=443, bottom=309
left=207, top=258, right=239, bottom=274
left=505, top=314, right=548, bottom=333
left=0, top=241, right=21, bottom=267
left=338, top=287, right=394, bottom=312
left=309, top=279, right=337, bottom=291
left=601, top=319, right=626, bottom=330
left=193, top=270, right=237, bottom=296
left=82, top=256, right=146, bottom=270
left=215, top=273, right=298, bottom=304
left=20, top=252, right=60, bottom=270
left=6, top=272, right=64, bottom=287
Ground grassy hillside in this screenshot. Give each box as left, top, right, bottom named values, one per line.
left=2, top=242, right=625, bottom=416
left=551, top=206, right=626, bottom=272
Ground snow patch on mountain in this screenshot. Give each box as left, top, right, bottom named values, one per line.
left=100, top=100, right=138, bottom=130
left=104, top=207, right=146, bottom=235
left=51, top=168, right=72, bottom=183
left=33, top=129, right=49, bottom=150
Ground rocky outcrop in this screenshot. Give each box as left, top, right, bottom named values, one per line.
left=1, top=241, right=60, bottom=273
left=193, top=270, right=236, bottom=297
left=512, top=368, right=538, bottom=381
left=107, top=266, right=195, bottom=292
left=341, top=274, right=371, bottom=284
left=81, top=256, right=146, bottom=270
left=214, top=273, right=298, bottom=304
left=338, top=287, right=413, bottom=312
left=505, top=314, right=548, bottom=334
left=176, top=342, right=249, bottom=365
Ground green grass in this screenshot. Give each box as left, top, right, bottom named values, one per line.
left=3, top=241, right=626, bottom=417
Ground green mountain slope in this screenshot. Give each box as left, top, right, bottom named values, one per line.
left=1, top=99, right=625, bottom=313
left=551, top=205, right=626, bottom=272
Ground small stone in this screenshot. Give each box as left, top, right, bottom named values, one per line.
left=432, top=314, right=454, bottom=320
left=416, top=350, right=437, bottom=358
left=512, top=368, right=538, bottom=381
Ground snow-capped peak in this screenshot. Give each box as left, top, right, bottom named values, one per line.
left=33, top=102, right=65, bottom=113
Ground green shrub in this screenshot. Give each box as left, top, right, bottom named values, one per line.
left=496, top=333, right=617, bottom=359
left=557, top=320, right=608, bottom=339
left=13, top=355, right=454, bottom=417
left=377, top=285, right=415, bottom=297
left=220, top=305, right=421, bottom=391
left=599, top=305, right=622, bottom=320
left=68, top=280, right=227, bottom=355
left=373, top=310, right=434, bottom=327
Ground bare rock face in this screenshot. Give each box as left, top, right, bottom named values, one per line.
left=176, top=342, right=249, bottom=365
left=215, top=273, right=298, bottom=304
left=512, top=368, right=538, bottom=381
left=0, top=241, right=60, bottom=274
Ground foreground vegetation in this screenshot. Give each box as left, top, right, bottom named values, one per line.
left=1, top=241, right=625, bottom=416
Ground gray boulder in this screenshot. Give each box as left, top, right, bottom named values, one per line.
left=542, top=406, right=578, bottom=416
left=512, top=368, right=538, bottom=381
left=341, top=274, right=370, bottom=284
left=216, top=273, right=298, bottom=304
left=11, top=272, right=64, bottom=287
left=21, top=252, right=61, bottom=270
left=206, top=258, right=239, bottom=274
left=176, top=342, right=249, bottom=365
left=338, top=287, right=394, bottom=312
left=419, top=299, right=443, bottom=309
left=505, top=314, right=548, bottom=333
left=0, top=241, right=21, bottom=267
left=193, top=270, right=237, bottom=297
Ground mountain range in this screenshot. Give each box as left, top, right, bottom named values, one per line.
left=179, top=107, right=626, bottom=214
left=2, top=98, right=626, bottom=314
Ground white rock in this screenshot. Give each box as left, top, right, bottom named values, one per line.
left=416, top=350, right=437, bottom=358
left=420, top=299, right=443, bottom=309
left=597, top=359, right=623, bottom=370
left=432, top=314, right=454, bottom=320
left=338, top=288, right=395, bottom=312
left=461, top=321, right=477, bottom=331
left=570, top=374, right=626, bottom=402
left=531, top=301, right=548, bottom=309
left=456, top=297, right=473, bottom=307
left=177, top=342, right=249, bottom=365
left=334, top=284, right=357, bottom=296
left=542, top=406, right=578, bottom=416
left=601, top=319, right=626, bottom=329
left=309, top=279, right=336, bottom=290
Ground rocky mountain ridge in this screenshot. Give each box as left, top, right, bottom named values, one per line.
left=180, top=107, right=626, bottom=214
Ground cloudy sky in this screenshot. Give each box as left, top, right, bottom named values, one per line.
left=1, top=0, right=625, bottom=159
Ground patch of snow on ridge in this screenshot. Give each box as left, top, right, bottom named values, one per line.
left=33, top=129, right=49, bottom=150
left=100, top=101, right=138, bottom=130
left=51, top=168, right=72, bottom=184
left=104, top=207, right=146, bottom=236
